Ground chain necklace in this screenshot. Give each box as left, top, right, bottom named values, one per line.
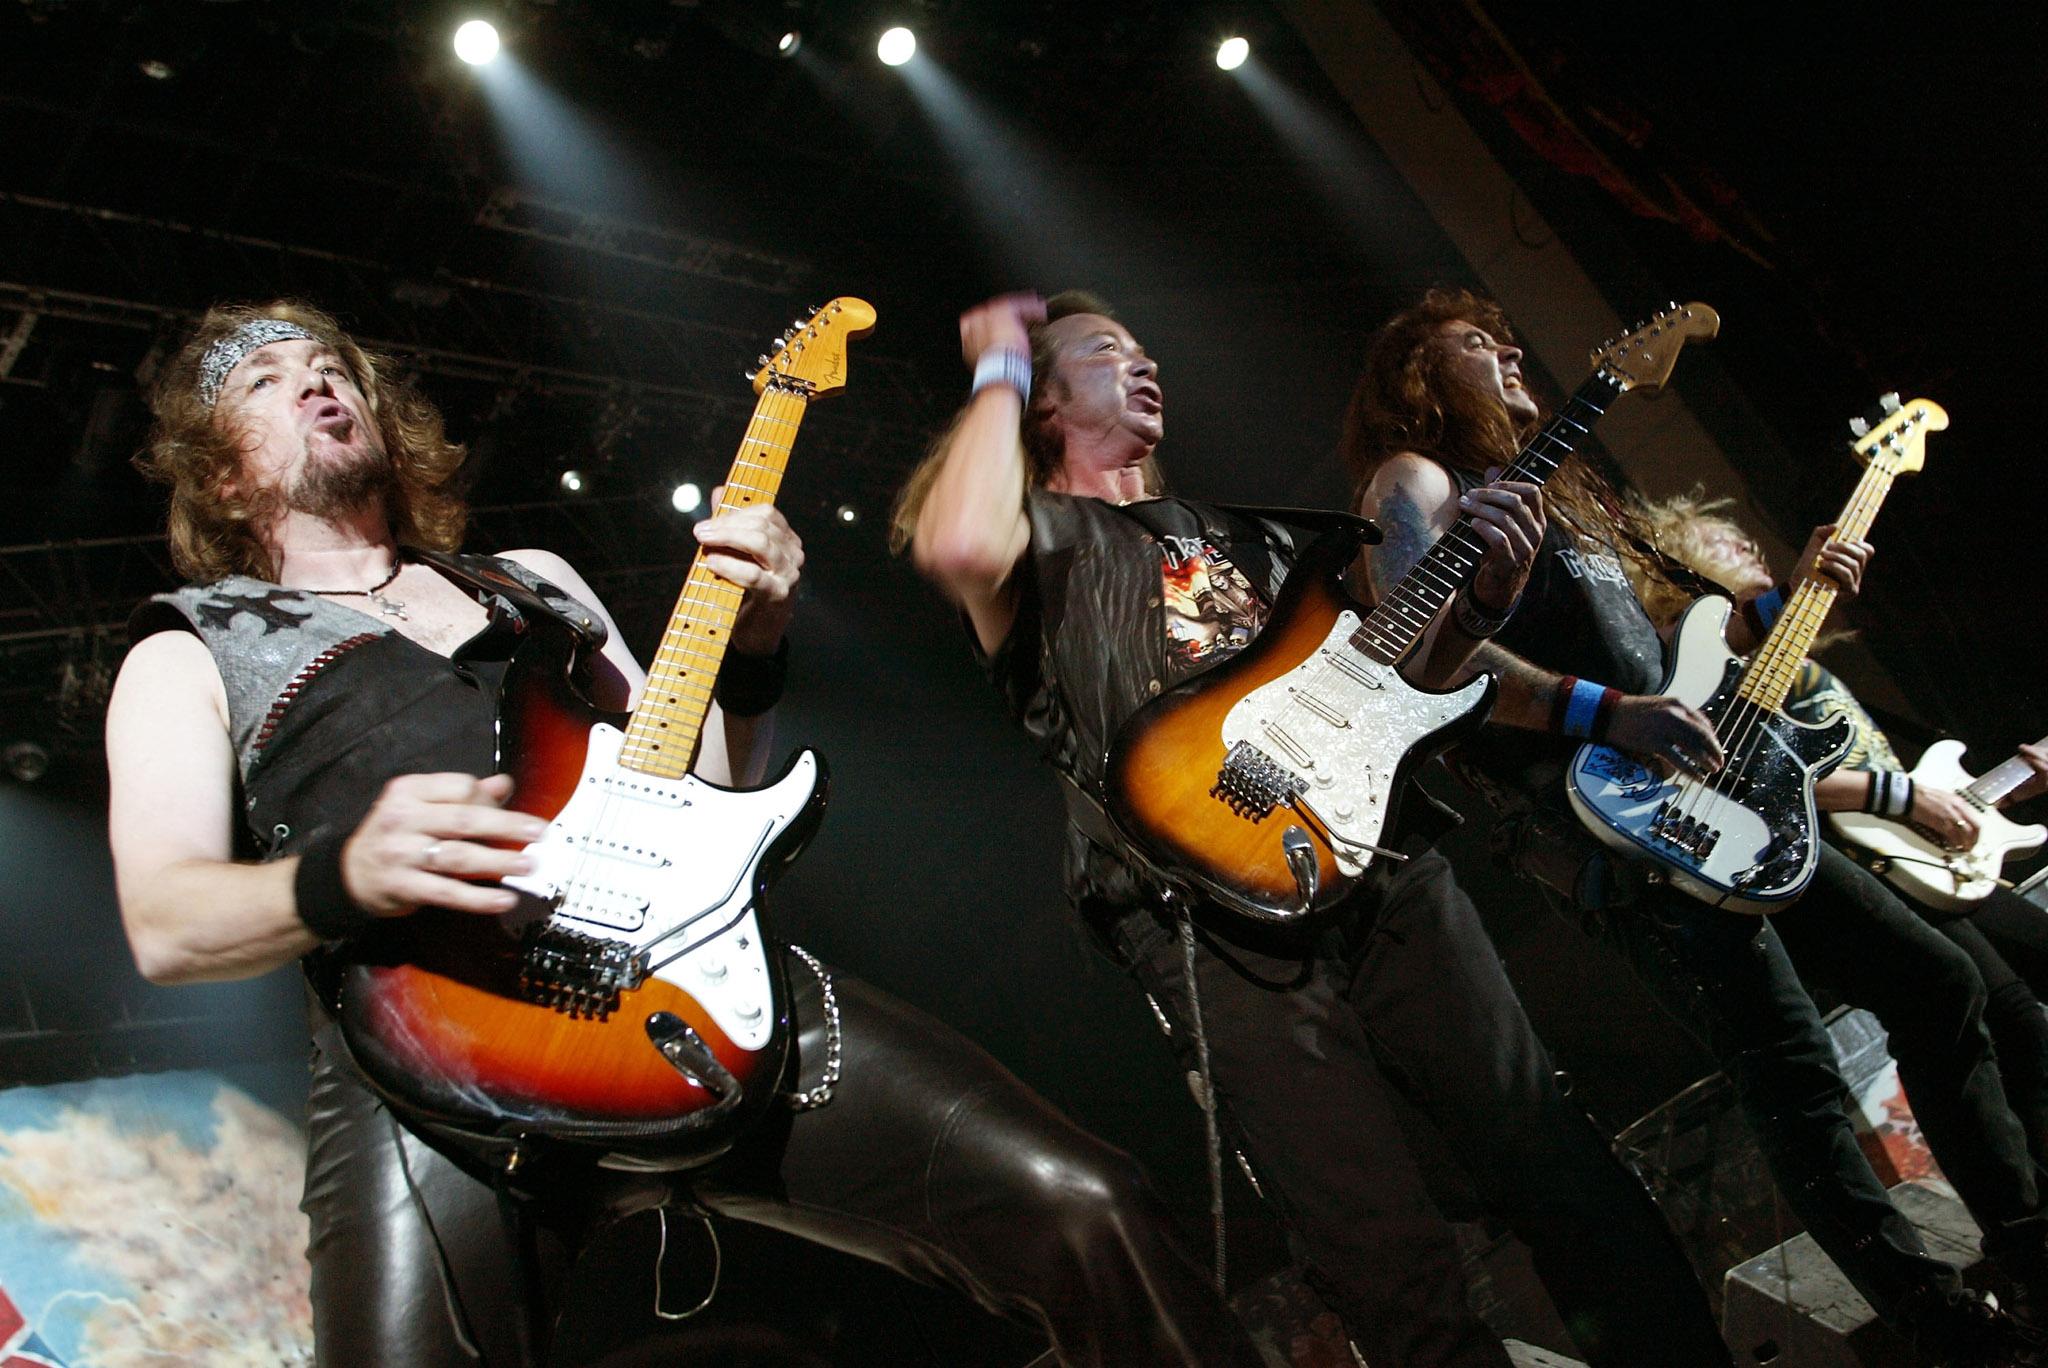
left=305, top=553, right=408, bottom=620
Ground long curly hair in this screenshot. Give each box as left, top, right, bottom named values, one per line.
left=889, top=290, right=1162, bottom=554
left=139, top=300, right=468, bottom=583
left=1343, top=286, right=1686, bottom=597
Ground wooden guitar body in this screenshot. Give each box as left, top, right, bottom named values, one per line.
left=1568, top=596, right=1850, bottom=914
left=1830, top=740, right=2048, bottom=910
left=335, top=626, right=825, bottom=1165
left=1105, top=527, right=1495, bottom=922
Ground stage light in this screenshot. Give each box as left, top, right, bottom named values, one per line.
left=835, top=503, right=860, bottom=525
left=877, top=27, right=916, bottom=66
left=672, top=481, right=704, bottom=514
left=1216, top=37, right=1249, bottom=71
left=559, top=469, right=586, bottom=495
left=454, top=19, right=501, bottom=67
left=778, top=31, right=801, bottom=57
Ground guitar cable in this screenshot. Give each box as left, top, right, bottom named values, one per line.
left=388, top=1110, right=492, bottom=1362
left=1175, top=907, right=1228, bottom=1292
left=654, top=1207, right=722, bottom=1321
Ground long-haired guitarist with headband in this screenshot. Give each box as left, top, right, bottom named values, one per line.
left=899, top=289, right=1732, bottom=1368
left=1347, top=286, right=2048, bottom=1363
left=104, top=299, right=1266, bottom=1367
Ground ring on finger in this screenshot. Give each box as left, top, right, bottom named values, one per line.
left=422, top=840, right=444, bottom=871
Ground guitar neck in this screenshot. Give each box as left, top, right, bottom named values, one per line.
left=1970, top=733, right=2048, bottom=806
left=1353, top=371, right=1622, bottom=665
left=620, top=382, right=810, bottom=778
left=1735, top=447, right=1906, bottom=714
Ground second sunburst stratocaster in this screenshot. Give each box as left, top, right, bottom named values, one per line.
left=1105, top=304, right=1718, bottom=922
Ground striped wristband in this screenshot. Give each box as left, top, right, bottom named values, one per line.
left=971, top=347, right=1032, bottom=402
left=1864, top=770, right=1915, bottom=819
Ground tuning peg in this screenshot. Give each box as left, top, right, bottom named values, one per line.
left=744, top=368, right=758, bottom=382
left=756, top=354, right=769, bottom=367
left=1848, top=416, right=1871, bottom=437
left=1879, top=392, right=1901, bottom=413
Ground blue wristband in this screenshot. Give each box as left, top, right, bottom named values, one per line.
left=1750, top=584, right=1787, bottom=631
left=1561, top=678, right=1607, bottom=740
left=971, top=347, right=1031, bottom=401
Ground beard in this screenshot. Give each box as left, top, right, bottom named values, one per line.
left=285, top=431, right=395, bottom=519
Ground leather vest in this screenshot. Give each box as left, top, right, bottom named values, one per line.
left=129, top=550, right=604, bottom=863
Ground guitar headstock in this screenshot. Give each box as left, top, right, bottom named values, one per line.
left=1590, top=301, right=1720, bottom=394
left=748, top=296, right=878, bottom=399
left=1848, top=393, right=1945, bottom=475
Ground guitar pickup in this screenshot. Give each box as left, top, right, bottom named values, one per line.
left=586, top=773, right=692, bottom=807
left=552, top=880, right=651, bottom=933
left=555, top=832, right=672, bottom=868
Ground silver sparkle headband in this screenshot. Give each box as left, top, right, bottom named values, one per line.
left=196, top=319, right=319, bottom=408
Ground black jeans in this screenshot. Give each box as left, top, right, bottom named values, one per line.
left=1856, top=876, right=2048, bottom=1177
left=301, top=961, right=1263, bottom=1368
left=1110, top=846, right=1730, bottom=1368
left=1601, top=844, right=2045, bottom=1320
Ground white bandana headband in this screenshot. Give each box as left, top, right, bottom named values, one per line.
left=196, top=319, right=320, bottom=408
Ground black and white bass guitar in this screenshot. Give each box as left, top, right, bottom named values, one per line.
left=1568, top=395, right=1945, bottom=913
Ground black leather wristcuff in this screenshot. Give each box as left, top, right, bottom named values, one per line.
left=715, top=639, right=789, bottom=718
left=294, top=829, right=375, bottom=941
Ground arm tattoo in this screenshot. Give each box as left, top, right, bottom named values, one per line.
left=1366, top=486, right=1436, bottom=604
left=1471, top=641, right=1562, bottom=731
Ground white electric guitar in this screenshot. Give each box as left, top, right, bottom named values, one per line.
left=1830, top=737, right=2048, bottom=910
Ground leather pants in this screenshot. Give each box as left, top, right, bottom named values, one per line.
left=302, top=960, right=1264, bottom=1367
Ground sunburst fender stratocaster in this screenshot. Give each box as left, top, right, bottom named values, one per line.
left=1104, top=304, right=1719, bottom=922
left=1830, top=737, right=2048, bottom=910
left=334, top=298, right=875, bottom=1166
left=1569, top=395, right=1944, bottom=913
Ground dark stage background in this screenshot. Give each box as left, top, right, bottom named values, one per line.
left=3, top=1, right=2045, bottom=1361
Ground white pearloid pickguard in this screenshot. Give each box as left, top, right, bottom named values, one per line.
left=1219, top=611, right=1491, bottom=873
left=503, top=724, right=818, bottom=1049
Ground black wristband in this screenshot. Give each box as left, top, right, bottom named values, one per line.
left=294, top=828, right=375, bottom=941
left=714, top=638, right=789, bottom=718
left=1451, top=586, right=1516, bottom=640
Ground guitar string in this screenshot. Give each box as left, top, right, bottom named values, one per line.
left=550, top=383, right=805, bottom=1015
left=1692, top=447, right=1897, bottom=827
left=1677, top=441, right=1898, bottom=838
left=1268, top=404, right=1571, bottom=787
left=1257, top=388, right=1593, bottom=839
left=1662, top=444, right=1902, bottom=873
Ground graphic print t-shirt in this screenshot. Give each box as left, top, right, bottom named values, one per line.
left=1156, top=525, right=1268, bottom=676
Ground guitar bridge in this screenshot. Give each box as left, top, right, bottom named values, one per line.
left=1648, top=800, right=1722, bottom=862
left=1212, top=741, right=1307, bottom=821
left=519, top=924, right=649, bottom=1019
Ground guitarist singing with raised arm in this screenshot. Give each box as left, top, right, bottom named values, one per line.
left=898, top=289, right=1733, bottom=1368
left=103, top=299, right=1269, bottom=1368
left=1346, top=287, right=2048, bottom=1366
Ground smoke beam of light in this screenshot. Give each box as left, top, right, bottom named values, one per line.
left=1230, top=59, right=1402, bottom=254
left=892, top=55, right=1168, bottom=288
